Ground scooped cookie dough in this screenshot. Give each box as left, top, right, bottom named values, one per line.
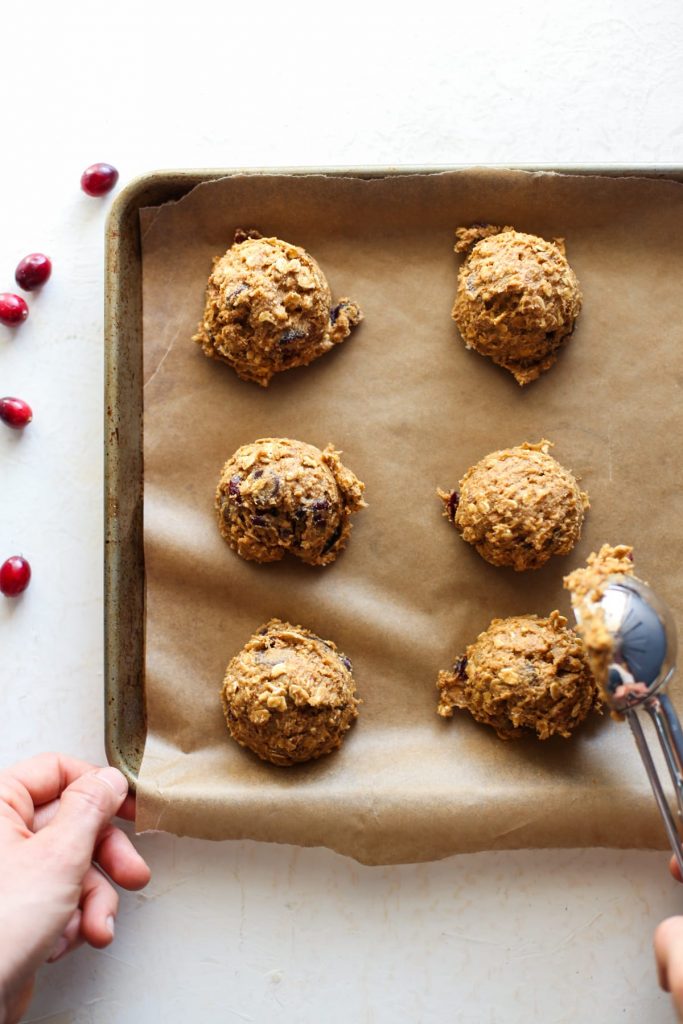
left=193, top=230, right=363, bottom=386
left=216, top=438, right=366, bottom=566
left=451, top=224, right=582, bottom=385
left=438, top=440, right=589, bottom=571
left=221, top=618, right=360, bottom=766
left=437, top=611, right=599, bottom=740
left=564, top=543, right=635, bottom=711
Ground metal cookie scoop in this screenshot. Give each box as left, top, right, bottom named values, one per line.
left=573, top=574, right=683, bottom=874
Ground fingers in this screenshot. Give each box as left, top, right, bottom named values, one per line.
left=31, top=793, right=149, bottom=888
left=46, top=863, right=130, bottom=955
left=95, top=825, right=151, bottom=891
left=0, top=773, right=35, bottom=831
left=47, top=908, right=83, bottom=964
left=117, top=793, right=137, bottom=822
left=670, top=855, right=683, bottom=884
left=1, top=754, right=136, bottom=834
left=32, top=791, right=136, bottom=833
left=32, top=808, right=150, bottom=889
left=6, top=752, right=99, bottom=808
left=36, top=767, right=129, bottom=881
left=79, top=866, right=119, bottom=948
left=31, top=791, right=150, bottom=889
left=32, top=797, right=63, bottom=832
left=655, top=916, right=683, bottom=1022
left=655, top=919, right=673, bottom=991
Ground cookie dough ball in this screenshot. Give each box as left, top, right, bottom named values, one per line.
left=438, top=440, right=589, bottom=571
left=221, top=619, right=360, bottom=766
left=451, top=224, right=582, bottom=385
left=216, top=438, right=366, bottom=566
left=437, top=611, right=598, bottom=740
left=193, top=230, right=363, bottom=386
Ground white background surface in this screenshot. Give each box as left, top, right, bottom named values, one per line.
left=1, top=0, right=683, bottom=1020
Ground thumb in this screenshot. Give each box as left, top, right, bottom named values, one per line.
left=38, top=767, right=129, bottom=879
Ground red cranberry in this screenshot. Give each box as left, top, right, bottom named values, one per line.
left=0, top=556, right=31, bottom=597
left=81, top=163, right=119, bottom=197
left=0, top=293, right=29, bottom=327
left=0, top=397, right=32, bottom=429
left=15, top=253, right=52, bottom=291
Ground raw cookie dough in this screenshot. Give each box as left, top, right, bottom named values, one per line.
left=438, top=440, right=589, bottom=571
left=193, top=230, right=363, bottom=386
left=451, top=224, right=582, bottom=384
left=216, top=438, right=366, bottom=566
left=437, top=611, right=599, bottom=740
left=221, top=618, right=360, bottom=766
left=564, top=543, right=635, bottom=712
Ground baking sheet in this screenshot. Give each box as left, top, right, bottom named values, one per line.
left=136, top=168, right=683, bottom=864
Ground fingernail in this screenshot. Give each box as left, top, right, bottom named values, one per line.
left=106, top=915, right=115, bottom=939
left=95, top=767, right=128, bottom=797
left=47, top=934, right=69, bottom=963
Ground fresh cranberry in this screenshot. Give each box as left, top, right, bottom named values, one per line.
left=0, top=397, right=32, bottom=429
left=0, top=293, right=29, bottom=327
left=0, top=556, right=31, bottom=597
left=81, top=163, right=119, bottom=197
left=15, top=253, right=52, bottom=291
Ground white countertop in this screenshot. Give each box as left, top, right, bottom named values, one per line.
left=2, top=1, right=682, bottom=1020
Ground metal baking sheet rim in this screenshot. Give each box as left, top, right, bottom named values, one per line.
left=103, top=164, right=683, bottom=790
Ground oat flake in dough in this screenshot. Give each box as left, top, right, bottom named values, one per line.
left=193, top=230, right=363, bottom=386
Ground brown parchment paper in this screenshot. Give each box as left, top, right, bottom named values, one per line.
left=136, top=168, right=683, bottom=865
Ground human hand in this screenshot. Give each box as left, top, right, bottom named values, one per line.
left=654, top=856, right=683, bottom=1022
left=0, top=753, right=151, bottom=1024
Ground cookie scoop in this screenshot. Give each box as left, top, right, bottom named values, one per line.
left=564, top=545, right=683, bottom=876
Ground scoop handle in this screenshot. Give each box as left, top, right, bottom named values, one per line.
left=627, top=709, right=683, bottom=878
left=645, top=693, right=683, bottom=822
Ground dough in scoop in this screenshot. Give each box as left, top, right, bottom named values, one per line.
left=194, top=230, right=362, bottom=386
left=437, top=611, right=599, bottom=740
left=451, top=224, right=582, bottom=384
left=438, top=440, right=589, bottom=571
left=221, top=618, right=360, bottom=766
left=216, top=438, right=366, bottom=566
left=563, top=543, right=636, bottom=713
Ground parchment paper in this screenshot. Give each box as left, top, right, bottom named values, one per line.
left=136, top=168, right=683, bottom=865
